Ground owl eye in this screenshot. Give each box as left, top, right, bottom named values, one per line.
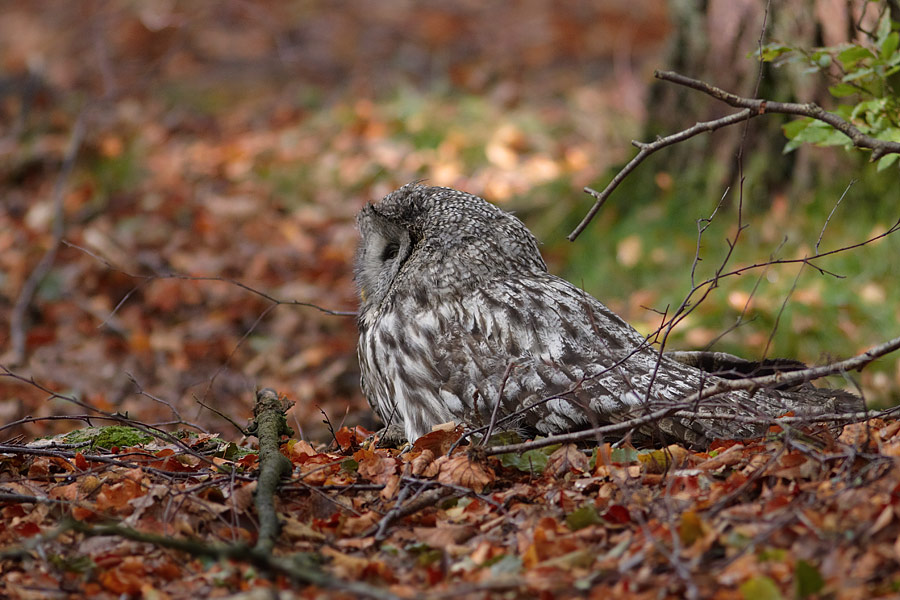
left=381, top=242, right=400, bottom=262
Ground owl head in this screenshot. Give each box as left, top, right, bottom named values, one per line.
left=354, top=184, right=547, bottom=315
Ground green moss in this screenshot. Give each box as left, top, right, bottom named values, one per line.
left=62, top=426, right=154, bottom=450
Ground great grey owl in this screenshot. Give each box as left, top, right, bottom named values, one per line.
left=355, top=184, right=861, bottom=447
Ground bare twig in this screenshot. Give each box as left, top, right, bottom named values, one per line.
left=372, top=484, right=455, bottom=542
left=569, top=71, right=900, bottom=240
left=482, top=361, right=517, bottom=445
left=9, top=111, right=86, bottom=365
left=63, top=241, right=357, bottom=318
left=655, top=70, right=900, bottom=160
left=569, top=109, right=754, bottom=241
left=816, top=180, right=855, bottom=254
left=484, top=333, right=900, bottom=456
left=63, top=519, right=399, bottom=600
left=0, top=366, right=220, bottom=470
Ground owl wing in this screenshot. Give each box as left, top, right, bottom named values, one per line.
left=423, top=274, right=853, bottom=446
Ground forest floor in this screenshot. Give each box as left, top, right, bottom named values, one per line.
left=2, top=3, right=900, bottom=598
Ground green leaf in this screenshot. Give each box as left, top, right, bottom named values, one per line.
left=842, top=66, right=875, bottom=82
left=757, top=43, right=793, bottom=62
left=609, top=446, right=639, bottom=463
left=795, top=560, right=825, bottom=599
left=783, top=138, right=803, bottom=154
left=838, top=45, right=875, bottom=70
left=828, top=83, right=858, bottom=98
left=783, top=118, right=812, bottom=140
left=566, top=505, right=603, bottom=530
left=498, top=445, right=558, bottom=473
left=740, top=576, right=783, bottom=600
left=876, top=12, right=893, bottom=46
left=881, top=32, right=900, bottom=61
left=877, top=153, right=899, bottom=171
left=791, top=121, right=845, bottom=147
left=488, top=430, right=522, bottom=445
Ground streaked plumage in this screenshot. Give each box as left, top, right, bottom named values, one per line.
left=355, top=184, right=859, bottom=446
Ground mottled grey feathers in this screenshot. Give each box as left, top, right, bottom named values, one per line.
left=355, top=184, right=860, bottom=447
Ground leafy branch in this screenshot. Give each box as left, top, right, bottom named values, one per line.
left=569, top=60, right=900, bottom=240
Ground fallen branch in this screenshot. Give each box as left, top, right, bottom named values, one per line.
left=63, top=519, right=399, bottom=600
left=249, top=388, right=294, bottom=553
left=370, top=483, right=455, bottom=542
left=8, top=111, right=86, bottom=364
left=0, top=366, right=217, bottom=469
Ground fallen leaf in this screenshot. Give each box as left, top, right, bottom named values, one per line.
left=546, top=444, right=590, bottom=476
left=437, top=454, right=495, bottom=493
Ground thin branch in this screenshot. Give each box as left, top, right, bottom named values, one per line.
left=569, top=109, right=754, bottom=240
left=816, top=180, right=855, bottom=254
left=569, top=70, right=900, bottom=240
left=484, top=333, right=900, bottom=456
left=9, top=110, right=86, bottom=365
left=64, top=519, right=399, bottom=600
left=482, top=361, right=517, bottom=445
left=656, top=69, right=900, bottom=160
left=0, top=366, right=221, bottom=471
left=62, top=240, right=357, bottom=317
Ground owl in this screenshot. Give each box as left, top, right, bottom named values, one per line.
left=355, top=184, right=860, bottom=447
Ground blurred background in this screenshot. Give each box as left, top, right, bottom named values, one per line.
left=1, top=1, right=898, bottom=441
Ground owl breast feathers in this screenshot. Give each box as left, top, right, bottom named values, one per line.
left=354, top=184, right=860, bottom=447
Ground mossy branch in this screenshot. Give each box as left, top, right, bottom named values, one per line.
left=249, top=388, right=294, bottom=554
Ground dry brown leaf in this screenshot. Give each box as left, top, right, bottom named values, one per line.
left=409, top=448, right=436, bottom=476
left=412, top=425, right=464, bottom=455
left=338, top=510, right=380, bottom=536
left=355, top=448, right=399, bottom=485
left=380, top=474, right=401, bottom=499
left=437, top=454, right=495, bottom=493
left=546, top=443, right=590, bottom=476
left=281, top=516, right=327, bottom=542
left=396, top=525, right=477, bottom=547
left=696, top=443, right=745, bottom=471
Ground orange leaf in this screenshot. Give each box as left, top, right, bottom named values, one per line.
left=335, top=425, right=372, bottom=451
left=602, top=505, right=631, bottom=524
left=355, top=449, right=399, bottom=485
left=98, top=561, right=145, bottom=595
left=410, top=449, right=436, bottom=476
left=413, top=425, right=464, bottom=455
left=95, top=478, right=144, bottom=513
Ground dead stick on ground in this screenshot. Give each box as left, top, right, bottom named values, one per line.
left=8, top=110, right=86, bottom=365
left=371, top=486, right=455, bottom=542
left=64, top=519, right=399, bottom=600
left=250, top=388, right=294, bottom=554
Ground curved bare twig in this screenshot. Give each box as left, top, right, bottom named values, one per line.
left=569, top=70, right=900, bottom=240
